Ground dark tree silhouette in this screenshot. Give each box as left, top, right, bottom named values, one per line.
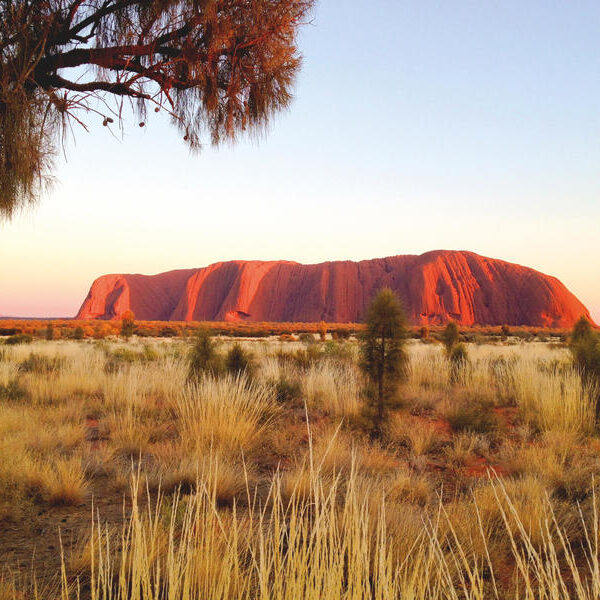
left=0, top=0, right=314, bottom=217
left=360, top=288, right=408, bottom=437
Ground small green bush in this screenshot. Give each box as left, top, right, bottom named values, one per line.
left=298, top=332, right=315, bottom=344
left=104, top=347, right=156, bottom=372
left=275, top=346, right=322, bottom=370
left=134, top=328, right=153, bottom=337
left=4, top=334, right=32, bottom=345
left=158, top=326, right=178, bottom=337
left=225, top=344, right=255, bottom=377
left=188, top=329, right=223, bottom=379
left=0, top=328, right=20, bottom=336
left=19, top=353, right=65, bottom=374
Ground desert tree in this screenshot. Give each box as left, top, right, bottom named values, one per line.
left=0, top=0, right=314, bottom=218
left=360, top=288, right=408, bottom=437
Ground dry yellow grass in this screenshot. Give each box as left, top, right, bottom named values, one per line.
left=303, top=361, right=362, bottom=418
left=1, top=337, right=600, bottom=599
left=175, top=374, right=276, bottom=454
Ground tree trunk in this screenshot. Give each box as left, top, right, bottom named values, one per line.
left=377, top=327, right=385, bottom=436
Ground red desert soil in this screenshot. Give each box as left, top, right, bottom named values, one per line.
left=76, top=250, right=591, bottom=327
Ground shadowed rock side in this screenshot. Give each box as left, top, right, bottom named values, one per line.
left=76, top=251, right=592, bottom=327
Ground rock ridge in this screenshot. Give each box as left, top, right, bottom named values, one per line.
left=76, top=250, right=591, bottom=327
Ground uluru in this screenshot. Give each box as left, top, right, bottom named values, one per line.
left=76, top=250, right=591, bottom=327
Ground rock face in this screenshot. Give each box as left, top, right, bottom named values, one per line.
left=76, top=250, right=591, bottom=327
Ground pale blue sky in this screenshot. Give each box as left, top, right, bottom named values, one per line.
left=1, top=1, right=599, bottom=320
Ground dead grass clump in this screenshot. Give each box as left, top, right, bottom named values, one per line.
left=444, top=431, right=485, bottom=466
left=511, top=360, right=597, bottom=434
left=387, top=414, right=440, bottom=455
left=303, top=361, right=362, bottom=418
left=176, top=374, right=276, bottom=454
left=385, top=467, right=433, bottom=506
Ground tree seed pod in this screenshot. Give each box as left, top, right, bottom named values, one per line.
left=102, top=118, right=108, bottom=126
left=154, top=107, right=160, bottom=113
left=106, top=117, right=114, bottom=123
left=139, top=122, right=145, bottom=127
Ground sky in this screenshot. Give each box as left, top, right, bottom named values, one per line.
left=1, top=0, right=599, bottom=321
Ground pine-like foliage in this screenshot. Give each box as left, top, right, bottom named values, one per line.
left=360, top=288, right=408, bottom=436
left=0, top=0, right=314, bottom=218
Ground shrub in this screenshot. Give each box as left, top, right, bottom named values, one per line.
left=134, top=328, right=153, bottom=337
left=298, top=332, right=315, bottom=344
left=188, top=329, right=223, bottom=379
left=19, top=353, right=65, bottom=374
left=225, top=344, right=255, bottom=377
left=45, top=322, right=54, bottom=340
left=158, top=326, right=178, bottom=337
left=103, top=346, right=156, bottom=372
left=0, top=328, right=19, bottom=336
left=441, top=322, right=459, bottom=355
left=72, top=326, right=85, bottom=340
left=4, top=334, right=32, bottom=345
left=275, top=346, right=321, bottom=370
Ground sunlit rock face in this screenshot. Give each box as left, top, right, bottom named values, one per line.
left=76, top=250, right=591, bottom=327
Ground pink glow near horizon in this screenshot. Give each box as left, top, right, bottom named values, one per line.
left=1, top=2, right=599, bottom=323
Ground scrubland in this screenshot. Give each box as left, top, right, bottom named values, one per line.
left=1, top=335, right=600, bottom=598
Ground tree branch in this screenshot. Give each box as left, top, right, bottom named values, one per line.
left=67, top=0, right=139, bottom=39
left=44, top=73, right=151, bottom=99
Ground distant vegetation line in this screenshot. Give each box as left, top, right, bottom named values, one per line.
left=0, top=318, right=573, bottom=343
